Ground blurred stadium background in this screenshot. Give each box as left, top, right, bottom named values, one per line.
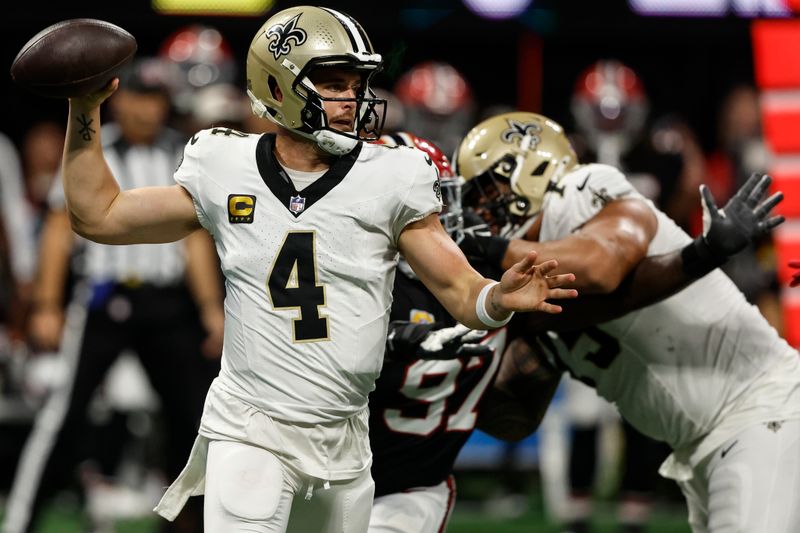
left=2, top=0, right=800, bottom=531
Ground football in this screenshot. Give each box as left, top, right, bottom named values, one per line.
left=10, top=18, right=137, bottom=99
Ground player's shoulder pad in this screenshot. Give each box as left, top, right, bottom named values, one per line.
left=362, top=140, right=420, bottom=160
left=185, top=127, right=252, bottom=149
left=361, top=141, right=436, bottom=181
left=556, top=163, right=623, bottom=194
left=182, top=128, right=255, bottom=164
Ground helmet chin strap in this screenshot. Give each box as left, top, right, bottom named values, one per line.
left=313, top=129, right=359, bottom=156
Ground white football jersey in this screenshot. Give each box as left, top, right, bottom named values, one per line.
left=175, top=130, right=442, bottom=426
left=535, top=163, right=800, bottom=474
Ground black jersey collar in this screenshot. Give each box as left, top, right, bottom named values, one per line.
left=255, top=133, right=362, bottom=218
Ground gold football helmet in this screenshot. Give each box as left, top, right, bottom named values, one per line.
left=247, top=6, right=386, bottom=154
left=454, top=111, right=578, bottom=234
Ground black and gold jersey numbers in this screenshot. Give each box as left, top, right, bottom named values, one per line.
left=267, top=231, right=329, bottom=342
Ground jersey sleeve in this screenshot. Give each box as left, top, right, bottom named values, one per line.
left=542, top=164, right=639, bottom=240
left=391, top=151, right=443, bottom=242
left=173, top=131, right=213, bottom=233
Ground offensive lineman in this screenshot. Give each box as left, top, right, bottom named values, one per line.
left=369, top=132, right=785, bottom=533
left=55, top=8, right=576, bottom=532
left=455, top=111, right=800, bottom=532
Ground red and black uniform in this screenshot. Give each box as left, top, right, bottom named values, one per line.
left=369, top=259, right=504, bottom=497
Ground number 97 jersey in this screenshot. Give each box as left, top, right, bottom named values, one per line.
left=174, top=130, right=442, bottom=425
left=369, top=271, right=506, bottom=497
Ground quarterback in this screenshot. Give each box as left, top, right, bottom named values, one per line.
left=455, top=111, right=799, bottom=532
left=58, top=8, right=576, bottom=532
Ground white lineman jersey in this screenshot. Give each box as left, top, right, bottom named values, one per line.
left=535, top=163, right=800, bottom=460
left=175, top=129, right=442, bottom=425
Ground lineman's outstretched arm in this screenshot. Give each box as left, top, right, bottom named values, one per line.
left=477, top=174, right=786, bottom=440
left=502, top=198, right=658, bottom=294
left=525, top=173, right=784, bottom=331
left=398, top=213, right=577, bottom=330
left=63, top=79, right=200, bottom=244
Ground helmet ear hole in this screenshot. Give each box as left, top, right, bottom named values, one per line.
left=268, top=75, right=280, bottom=101
left=531, top=161, right=549, bottom=176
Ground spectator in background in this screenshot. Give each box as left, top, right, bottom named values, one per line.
left=189, top=83, right=249, bottom=132
left=704, top=83, right=781, bottom=332
left=188, top=81, right=278, bottom=135
left=570, top=59, right=706, bottom=232
left=2, top=58, right=224, bottom=533
left=394, top=61, right=476, bottom=157
left=20, top=121, right=64, bottom=235
left=0, top=132, right=37, bottom=344
left=158, top=24, right=238, bottom=137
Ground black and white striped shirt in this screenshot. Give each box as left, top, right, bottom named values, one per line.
left=49, top=124, right=188, bottom=286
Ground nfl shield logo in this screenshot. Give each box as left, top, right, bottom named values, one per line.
left=289, top=195, right=306, bottom=214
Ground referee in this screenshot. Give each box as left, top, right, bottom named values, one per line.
left=3, top=59, right=223, bottom=533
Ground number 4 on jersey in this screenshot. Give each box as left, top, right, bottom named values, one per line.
left=267, top=231, right=329, bottom=342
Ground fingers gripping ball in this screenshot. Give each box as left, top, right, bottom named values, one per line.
left=11, top=19, right=137, bottom=98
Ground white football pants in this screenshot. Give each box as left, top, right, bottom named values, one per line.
left=678, top=419, right=800, bottom=533
left=204, top=439, right=375, bottom=533
left=368, top=476, right=456, bottom=533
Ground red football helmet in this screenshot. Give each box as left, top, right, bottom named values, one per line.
left=394, top=62, right=473, bottom=116
left=393, top=62, right=476, bottom=157
left=159, top=25, right=237, bottom=113
left=376, top=132, right=463, bottom=242
left=571, top=59, right=649, bottom=159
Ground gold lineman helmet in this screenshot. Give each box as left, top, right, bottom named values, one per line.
left=454, top=111, right=578, bottom=232
left=247, top=5, right=386, bottom=155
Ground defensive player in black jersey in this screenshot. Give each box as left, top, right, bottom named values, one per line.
left=369, top=133, right=506, bottom=532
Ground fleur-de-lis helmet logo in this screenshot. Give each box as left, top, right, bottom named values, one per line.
left=501, top=119, right=542, bottom=150
left=266, top=13, right=307, bottom=60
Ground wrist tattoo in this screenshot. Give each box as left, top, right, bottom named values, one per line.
left=76, top=114, right=96, bottom=141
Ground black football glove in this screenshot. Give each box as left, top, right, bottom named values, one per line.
left=682, top=172, right=784, bottom=277
left=386, top=321, right=491, bottom=360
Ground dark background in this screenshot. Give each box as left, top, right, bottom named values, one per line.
left=3, top=0, right=761, bottom=152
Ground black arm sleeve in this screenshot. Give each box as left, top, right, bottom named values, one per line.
left=459, top=233, right=510, bottom=272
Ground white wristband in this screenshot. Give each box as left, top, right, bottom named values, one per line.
left=476, top=282, right=514, bottom=329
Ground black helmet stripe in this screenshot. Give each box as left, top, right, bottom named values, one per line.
left=319, top=7, right=368, bottom=54
left=338, top=10, right=374, bottom=53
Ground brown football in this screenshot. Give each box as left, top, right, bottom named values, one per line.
left=10, top=18, right=137, bottom=99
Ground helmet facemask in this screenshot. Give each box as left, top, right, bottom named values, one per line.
left=461, top=156, right=534, bottom=238
left=439, top=176, right=465, bottom=244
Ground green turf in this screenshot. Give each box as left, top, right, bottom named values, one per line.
left=2, top=501, right=692, bottom=533
left=448, top=506, right=691, bottom=533
left=1, top=470, right=692, bottom=533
